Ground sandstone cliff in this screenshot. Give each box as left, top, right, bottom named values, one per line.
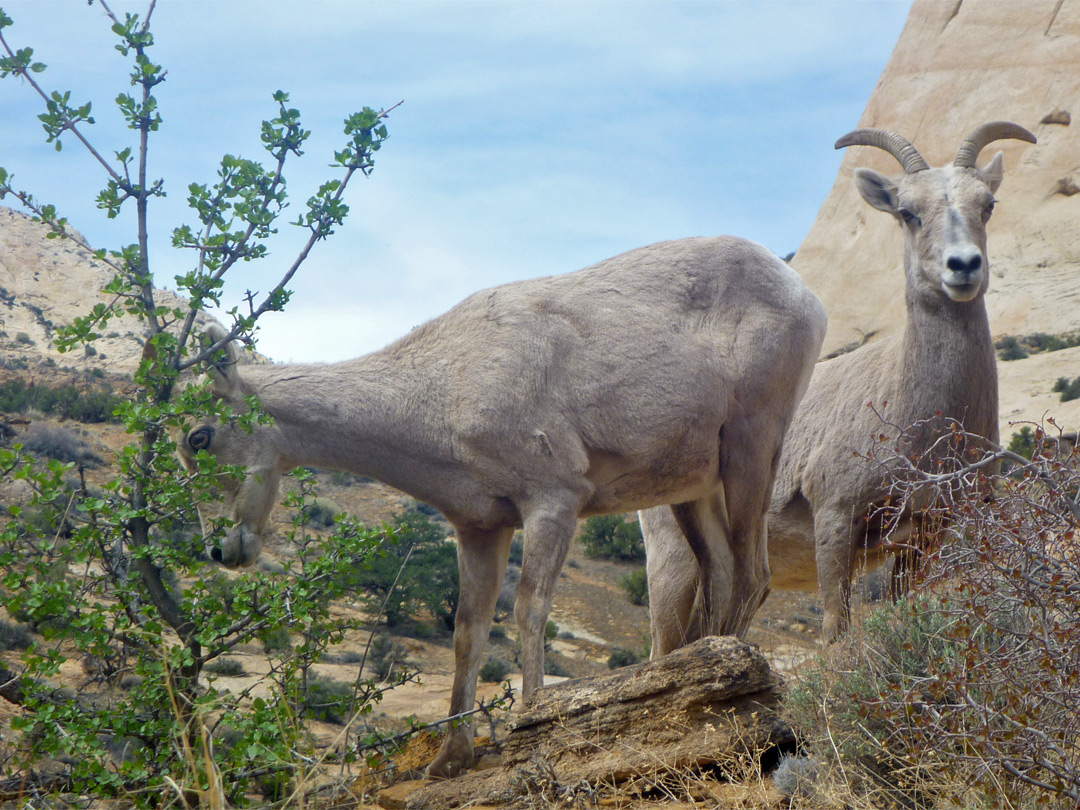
left=793, top=0, right=1080, bottom=439
left=0, top=206, right=220, bottom=376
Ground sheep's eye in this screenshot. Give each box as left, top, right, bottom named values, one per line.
left=898, top=208, right=922, bottom=227
left=187, top=426, right=215, bottom=452
left=982, top=201, right=996, bottom=222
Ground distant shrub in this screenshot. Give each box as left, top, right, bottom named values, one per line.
left=0, top=619, right=34, bottom=652
left=367, top=632, right=410, bottom=680
left=577, top=513, right=644, bottom=561
left=618, top=567, right=649, bottom=606
left=0, top=380, right=123, bottom=423
left=544, top=657, right=570, bottom=678
left=607, top=647, right=642, bottom=669
left=14, top=332, right=33, bottom=346
left=995, top=331, right=1080, bottom=361
left=21, top=425, right=104, bottom=468
left=479, top=656, right=513, bottom=683
left=544, top=619, right=558, bottom=651
left=994, top=334, right=1028, bottom=360
left=258, top=625, right=292, bottom=655
left=496, top=567, right=519, bottom=617
left=302, top=676, right=354, bottom=725
left=1003, top=426, right=1038, bottom=475
left=353, top=508, right=458, bottom=629
left=508, top=533, right=524, bottom=566
left=204, top=657, right=245, bottom=677
left=1052, top=375, right=1080, bottom=402
left=303, top=498, right=340, bottom=528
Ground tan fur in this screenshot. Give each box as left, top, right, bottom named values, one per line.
left=643, top=127, right=1033, bottom=652
left=179, top=235, right=826, bottom=777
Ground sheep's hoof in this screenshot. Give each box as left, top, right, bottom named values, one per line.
left=425, top=733, right=474, bottom=780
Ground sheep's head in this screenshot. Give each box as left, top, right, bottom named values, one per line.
left=837, top=123, right=1036, bottom=305
left=177, top=326, right=282, bottom=568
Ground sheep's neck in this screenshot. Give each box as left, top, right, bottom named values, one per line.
left=899, top=292, right=998, bottom=441
left=245, top=359, right=454, bottom=493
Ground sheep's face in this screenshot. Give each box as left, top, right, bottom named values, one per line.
left=854, top=153, right=1003, bottom=305
left=179, top=418, right=282, bottom=568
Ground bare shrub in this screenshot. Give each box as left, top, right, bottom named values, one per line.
left=788, top=421, right=1080, bottom=807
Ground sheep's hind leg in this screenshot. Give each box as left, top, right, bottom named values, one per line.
left=640, top=506, right=706, bottom=658
left=813, top=506, right=857, bottom=644
left=715, top=414, right=783, bottom=636
left=426, top=525, right=513, bottom=779
left=670, top=491, right=736, bottom=639
left=515, top=497, right=582, bottom=700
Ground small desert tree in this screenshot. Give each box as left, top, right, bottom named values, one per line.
left=0, top=3, right=400, bottom=802
left=577, top=512, right=645, bottom=561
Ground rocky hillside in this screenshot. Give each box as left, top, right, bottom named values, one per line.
left=2, top=4, right=1078, bottom=438
left=792, top=0, right=1080, bottom=441
left=0, top=206, right=210, bottom=375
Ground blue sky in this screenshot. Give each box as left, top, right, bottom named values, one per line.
left=0, top=0, right=911, bottom=363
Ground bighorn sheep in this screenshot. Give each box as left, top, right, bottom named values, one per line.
left=642, top=122, right=1036, bottom=650
left=179, top=237, right=826, bottom=777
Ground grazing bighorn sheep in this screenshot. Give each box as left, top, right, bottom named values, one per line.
left=642, top=122, right=1036, bottom=650
left=179, top=237, right=826, bottom=778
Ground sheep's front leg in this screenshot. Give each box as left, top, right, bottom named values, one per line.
left=426, top=525, right=513, bottom=779
left=515, top=499, right=580, bottom=699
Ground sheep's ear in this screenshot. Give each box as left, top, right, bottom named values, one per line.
left=978, top=151, right=1005, bottom=193
left=853, top=168, right=901, bottom=214
left=201, top=324, right=243, bottom=399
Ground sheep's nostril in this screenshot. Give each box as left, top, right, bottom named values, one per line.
left=211, top=546, right=224, bottom=563
left=947, top=253, right=982, bottom=274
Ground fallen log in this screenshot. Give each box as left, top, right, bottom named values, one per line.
left=405, top=636, right=794, bottom=808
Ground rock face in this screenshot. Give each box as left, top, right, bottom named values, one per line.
left=405, top=636, right=793, bottom=809
left=794, top=0, right=1080, bottom=439
left=0, top=206, right=210, bottom=375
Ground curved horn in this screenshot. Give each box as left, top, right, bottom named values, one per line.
left=954, top=121, right=1037, bottom=168
left=834, top=128, right=929, bottom=174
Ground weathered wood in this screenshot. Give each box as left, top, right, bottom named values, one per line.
left=405, top=637, right=794, bottom=809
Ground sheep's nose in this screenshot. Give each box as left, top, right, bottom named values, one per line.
left=946, top=251, right=982, bottom=274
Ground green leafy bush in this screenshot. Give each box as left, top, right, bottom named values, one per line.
left=353, top=508, right=459, bottom=629
left=303, top=497, right=341, bottom=528
left=479, top=656, right=513, bottom=683
left=618, top=567, right=649, bottom=605
left=995, top=331, right=1080, bottom=361
left=577, top=513, right=644, bottom=561
left=0, top=2, right=396, bottom=802
left=0, top=379, right=124, bottom=423
left=1052, top=375, right=1080, bottom=402
left=607, top=647, right=642, bottom=669
left=366, top=632, right=410, bottom=680
left=302, top=676, right=354, bottom=725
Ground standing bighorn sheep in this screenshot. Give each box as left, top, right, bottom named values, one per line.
left=179, top=237, right=826, bottom=778
left=642, top=122, right=1036, bottom=651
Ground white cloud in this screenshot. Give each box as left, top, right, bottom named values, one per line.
left=0, top=0, right=913, bottom=362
